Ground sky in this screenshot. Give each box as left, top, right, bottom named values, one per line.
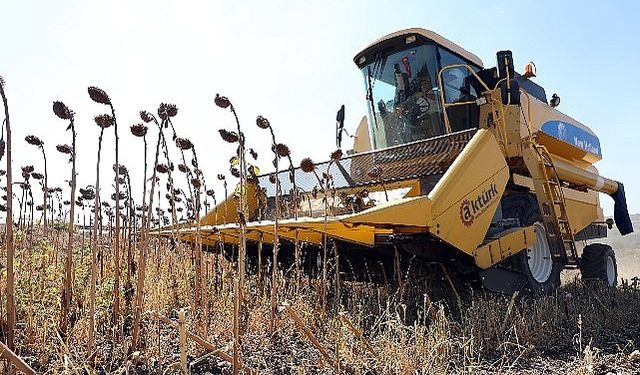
left=0, top=0, right=638, bottom=222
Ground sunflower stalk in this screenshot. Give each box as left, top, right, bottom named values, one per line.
left=132, top=112, right=162, bottom=350
left=1, top=76, right=16, bottom=350
left=52, top=99, right=77, bottom=337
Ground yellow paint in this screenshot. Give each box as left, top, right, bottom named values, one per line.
left=352, top=116, right=371, bottom=153
left=512, top=173, right=604, bottom=233
left=429, top=129, right=509, bottom=255
left=199, top=182, right=262, bottom=226
left=474, top=225, right=536, bottom=269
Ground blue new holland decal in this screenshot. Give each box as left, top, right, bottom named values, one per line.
left=540, top=120, right=601, bottom=157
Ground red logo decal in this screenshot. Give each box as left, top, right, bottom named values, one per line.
left=460, top=199, right=474, bottom=227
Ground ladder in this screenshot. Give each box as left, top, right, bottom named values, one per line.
left=523, top=142, right=579, bottom=265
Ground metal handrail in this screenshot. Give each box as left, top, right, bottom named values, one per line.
left=437, top=64, right=491, bottom=134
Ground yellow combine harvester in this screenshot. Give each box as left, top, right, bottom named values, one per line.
left=167, top=28, right=633, bottom=293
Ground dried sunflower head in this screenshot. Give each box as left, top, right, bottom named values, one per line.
left=32, top=172, right=44, bottom=180
left=81, top=187, right=95, bottom=200
left=175, top=137, right=193, bottom=150
left=158, top=103, right=178, bottom=120
left=230, top=167, right=240, bottom=178
left=330, top=149, right=343, bottom=161
left=300, top=158, right=315, bottom=173
left=140, top=111, right=154, bottom=123
left=191, top=178, right=202, bottom=189
left=273, top=143, right=290, bottom=158
left=130, top=123, right=148, bottom=137
left=25, top=135, right=43, bottom=147
left=256, top=115, right=270, bottom=129
left=56, top=144, right=73, bottom=155
left=219, top=129, right=239, bottom=143
left=94, top=114, right=114, bottom=129
left=178, top=164, right=189, bottom=173
left=21, top=165, right=34, bottom=174
left=214, top=94, right=231, bottom=109
left=217, top=174, right=225, bottom=181
left=156, top=164, right=169, bottom=174
left=88, top=86, right=111, bottom=105
left=166, top=104, right=178, bottom=117
left=53, top=101, right=72, bottom=120
left=206, top=189, right=215, bottom=197
left=114, top=164, right=128, bottom=175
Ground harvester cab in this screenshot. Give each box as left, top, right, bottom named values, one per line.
left=165, top=28, right=633, bottom=294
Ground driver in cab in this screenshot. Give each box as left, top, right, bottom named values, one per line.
left=397, top=72, right=441, bottom=140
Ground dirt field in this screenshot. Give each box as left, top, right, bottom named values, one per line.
left=1, top=226, right=640, bottom=374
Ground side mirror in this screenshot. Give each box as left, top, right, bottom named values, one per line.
left=336, top=105, right=345, bottom=148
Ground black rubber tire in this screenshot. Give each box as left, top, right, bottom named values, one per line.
left=516, top=226, right=562, bottom=294
left=501, top=193, right=562, bottom=294
left=580, top=243, right=617, bottom=286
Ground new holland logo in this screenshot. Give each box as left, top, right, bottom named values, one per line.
left=460, top=183, right=499, bottom=227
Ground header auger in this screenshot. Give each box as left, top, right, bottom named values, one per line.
left=160, top=28, right=633, bottom=294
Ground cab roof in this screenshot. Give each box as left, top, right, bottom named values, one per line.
left=354, top=28, right=484, bottom=68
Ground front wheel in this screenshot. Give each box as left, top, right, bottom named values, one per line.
left=481, top=222, right=562, bottom=294
left=518, top=222, right=562, bottom=294
left=580, top=243, right=617, bottom=287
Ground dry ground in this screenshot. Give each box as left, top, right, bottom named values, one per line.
left=0, top=225, right=639, bottom=374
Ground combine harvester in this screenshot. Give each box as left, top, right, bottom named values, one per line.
left=167, top=28, right=633, bottom=293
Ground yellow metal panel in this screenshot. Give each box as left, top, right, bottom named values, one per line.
left=341, top=196, right=432, bottom=228
left=512, top=173, right=604, bottom=233
left=352, top=115, right=371, bottom=153
left=520, top=95, right=601, bottom=163
left=199, top=182, right=261, bottom=226
left=429, top=129, right=509, bottom=254
left=473, top=225, right=536, bottom=269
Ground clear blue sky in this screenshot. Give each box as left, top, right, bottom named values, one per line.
left=0, top=0, right=638, bottom=218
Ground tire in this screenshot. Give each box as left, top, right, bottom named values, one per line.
left=516, top=222, right=562, bottom=294
left=502, top=194, right=562, bottom=294
left=580, top=243, right=617, bottom=287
